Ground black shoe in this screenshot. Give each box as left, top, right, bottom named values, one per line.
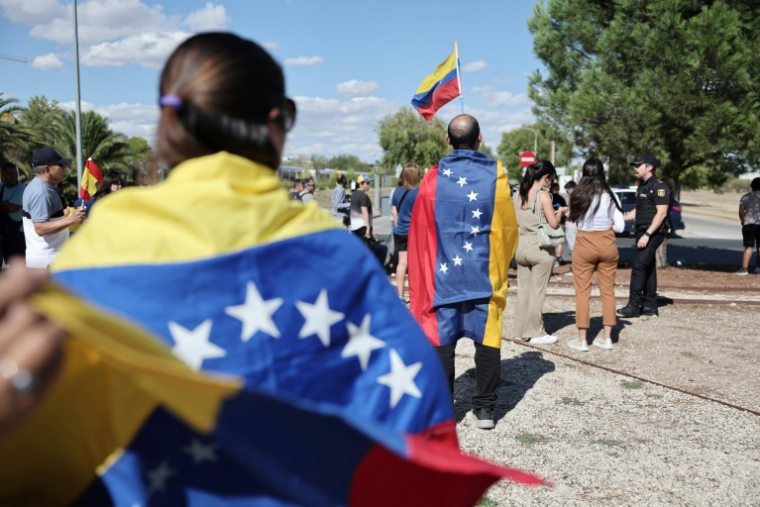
left=471, top=408, right=495, bottom=430
left=641, top=307, right=659, bottom=317
left=617, top=305, right=641, bottom=318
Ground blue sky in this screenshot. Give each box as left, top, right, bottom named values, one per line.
left=1, top=0, right=544, bottom=163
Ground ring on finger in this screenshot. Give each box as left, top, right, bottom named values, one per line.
left=0, top=358, right=36, bottom=397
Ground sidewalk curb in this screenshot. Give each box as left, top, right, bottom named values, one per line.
left=682, top=208, right=739, bottom=221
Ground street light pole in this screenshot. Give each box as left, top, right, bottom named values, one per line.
left=73, top=0, right=84, bottom=194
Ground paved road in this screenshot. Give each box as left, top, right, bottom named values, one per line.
left=375, top=208, right=746, bottom=268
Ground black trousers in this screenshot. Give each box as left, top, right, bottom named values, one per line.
left=1, top=222, right=25, bottom=264
left=435, top=341, right=500, bottom=410
left=628, top=231, right=664, bottom=308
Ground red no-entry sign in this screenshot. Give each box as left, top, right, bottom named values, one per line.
left=519, top=151, right=536, bottom=168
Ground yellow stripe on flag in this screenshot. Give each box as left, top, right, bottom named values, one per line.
left=483, top=161, right=519, bottom=348
left=0, top=284, right=241, bottom=505
left=414, top=49, right=458, bottom=95
left=54, top=152, right=340, bottom=271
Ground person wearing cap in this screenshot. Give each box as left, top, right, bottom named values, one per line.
left=21, top=148, right=86, bottom=269
left=617, top=154, right=671, bottom=318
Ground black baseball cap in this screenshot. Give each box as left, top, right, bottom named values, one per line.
left=32, top=147, right=72, bottom=167
left=630, top=154, right=659, bottom=168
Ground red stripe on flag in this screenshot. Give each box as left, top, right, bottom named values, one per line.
left=349, top=432, right=545, bottom=506
left=408, top=166, right=441, bottom=346
left=415, top=78, right=461, bottom=121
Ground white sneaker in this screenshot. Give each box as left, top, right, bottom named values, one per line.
left=567, top=339, right=589, bottom=352
left=592, top=337, right=614, bottom=350
left=529, top=335, right=558, bottom=345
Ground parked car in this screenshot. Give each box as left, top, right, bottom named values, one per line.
left=611, top=187, right=685, bottom=237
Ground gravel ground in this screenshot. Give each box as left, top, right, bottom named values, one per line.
left=450, top=284, right=760, bottom=506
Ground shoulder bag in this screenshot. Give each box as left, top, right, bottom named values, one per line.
left=534, top=189, right=565, bottom=248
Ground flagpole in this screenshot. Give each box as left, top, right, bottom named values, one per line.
left=73, top=0, right=84, bottom=194
left=454, top=40, right=464, bottom=114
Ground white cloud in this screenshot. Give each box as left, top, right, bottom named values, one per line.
left=183, top=2, right=229, bottom=32
left=471, top=86, right=531, bottom=108
left=29, top=0, right=173, bottom=46
left=0, top=0, right=65, bottom=24
left=283, top=56, right=324, bottom=66
left=81, top=31, right=191, bottom=68
left=462, top=60, right=487, bottom=73
left=262, top=41, right=279, bottom=50
left=31, top=52, right=64, bottom=70
left=336, top=80, right=380, bottom=98
left=60, top=100, right=158, bottom=139
left=283, top=95, right=398, bottom=161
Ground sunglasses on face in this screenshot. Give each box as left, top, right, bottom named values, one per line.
left=272, top=98, right=297, bottom=132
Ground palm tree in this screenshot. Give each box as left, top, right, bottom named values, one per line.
left=40, top=109, right=137, bottom=203
left=0, top=93, right=31, bottom=171
left=52, top=109, right=136, bottom=173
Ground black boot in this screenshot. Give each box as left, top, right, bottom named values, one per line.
left=617, top=304, right=641, bottom=318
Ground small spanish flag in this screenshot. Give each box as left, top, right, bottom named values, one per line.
left=80, top=157, right=103, bottom=201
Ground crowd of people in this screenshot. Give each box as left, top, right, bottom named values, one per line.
left=1, top=30, right=759, bottom=504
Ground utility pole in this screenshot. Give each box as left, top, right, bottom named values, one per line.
left=73, top=0, right=84, bottom=193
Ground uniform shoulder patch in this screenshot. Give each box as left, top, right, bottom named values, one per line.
left=657, top=189, right=665, bottom=197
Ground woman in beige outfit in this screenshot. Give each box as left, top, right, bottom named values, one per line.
left=513, top=161, right=568, bottom=344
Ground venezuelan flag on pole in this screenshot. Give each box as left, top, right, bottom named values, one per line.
left=408, top=152, right=519, bottom=349
left=79, top=157, right=103, bottom=201
left=411, top=42, right=463, bottom=121
left=0, top=152, right=542, bottom=505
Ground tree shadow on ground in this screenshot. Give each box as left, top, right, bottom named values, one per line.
left=453, top=351, right=556, bottom=423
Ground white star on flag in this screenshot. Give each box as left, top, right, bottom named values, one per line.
left=295, top=289, right=345, bottom=348
left=463, top=241, right=473, bottom=252
left=182, top=438, right=218, bottom=465
left=470, top=226, right=480, bottom=235
left=453, top=255, right=463, bottom=266
left=376, top=349, right=423, bottom=408
left=147, top=460, right=175, bottom=495
left=168, top=319, right=226, bottom=371
left=225, top=281, right=283, bottom=341
left=457, top=177, right=468, bottom=188
left=467, top=191, right=478, bottom=202
left=439, top=263, right=449, bottom=274
left=442, top=168, right=452, bottom=177
left=472, top=208, right=483, bottom=219
left=342, top=314, right=386, bottom=371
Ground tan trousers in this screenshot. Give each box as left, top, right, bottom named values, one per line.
left=513, top=235, right=555, bottom=338
left=572, top=229, right=619, bottom=328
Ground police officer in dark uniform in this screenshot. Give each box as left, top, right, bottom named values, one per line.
left=617, top=155, right=671, bottom=318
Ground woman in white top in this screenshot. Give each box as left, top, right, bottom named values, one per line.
left=566, top=158, right=624, bottom=351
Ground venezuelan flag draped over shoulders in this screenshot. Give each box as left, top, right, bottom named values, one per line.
left=411, top=43, right=461, bottom=121
left=408, top=151, right=518, bottom=348
left=80, top=157, right=103, bottom=201
left=0, top=152, right=542, bottom=505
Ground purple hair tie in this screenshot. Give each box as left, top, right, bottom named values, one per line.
left=159, top=95, right=184, bottom=108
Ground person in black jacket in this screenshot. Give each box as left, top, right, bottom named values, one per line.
left=617, top=155, right=671, bottom=318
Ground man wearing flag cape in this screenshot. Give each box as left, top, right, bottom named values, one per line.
left=0, top=33, right=543, bottom=505
left=409, top=114, right=519, bottom=430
